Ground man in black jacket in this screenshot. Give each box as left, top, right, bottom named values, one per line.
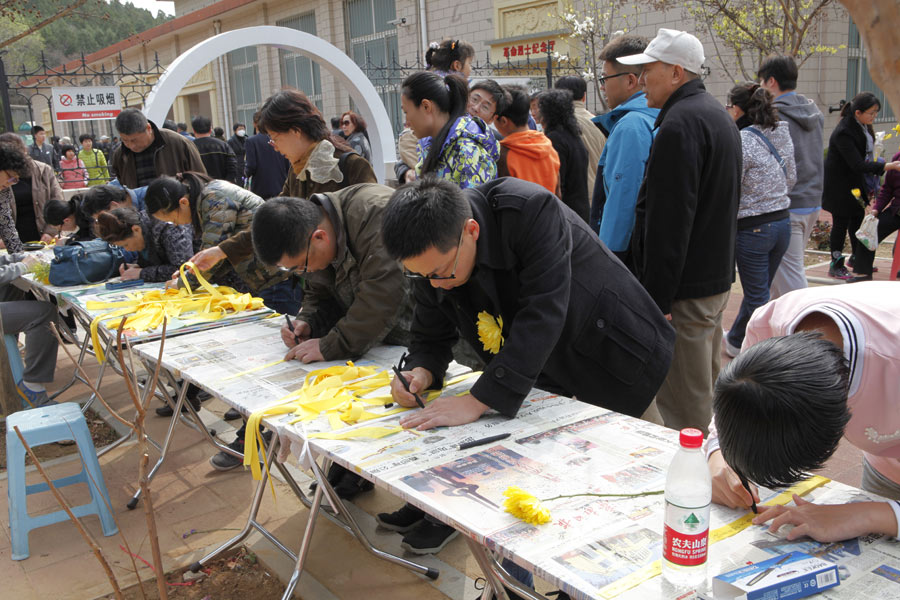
left=377, top=175, right=675, bottom=555
left=619, top=28, right=742, bottom=433
left=226, top=123, right=247, bottom=185
left=191, top=115, right=237, bottom=183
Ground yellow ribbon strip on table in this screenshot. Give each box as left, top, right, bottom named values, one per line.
left=596, top=475, right=831, bottom=599
left=242, top=368, right=480, bottom=490
left=85, top=262, right=264, bottom=363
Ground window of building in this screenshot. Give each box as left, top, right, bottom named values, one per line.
left=847, top=20, right=894, bottom=123
left=228, top=46, right=262, bottom=129
left=277, top=13, right=323, bottom=110
left=345, top=0, right=402, bottom=133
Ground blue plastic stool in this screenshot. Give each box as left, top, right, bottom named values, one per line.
left=6, top=402, right=118, bottom=560
left=4, top=333, right=24, bottom=384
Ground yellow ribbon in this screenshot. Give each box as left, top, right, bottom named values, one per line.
left=241, top=367, right=480, bottom=496
left=86, top=262, right=264, bottom=362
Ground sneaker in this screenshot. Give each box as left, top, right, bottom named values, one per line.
left=400, top=520, right=459, bottom=554
left=209, top=430, right=271, bottom=471
left=828, top=257, right=852, bottom=280
left=223, top=407, right=242, bottom=421
left=722, top=333, right=741, bottom=358
left=376, top=504, right=426, bottom=533
left=16, top=382, right=55, bottom=409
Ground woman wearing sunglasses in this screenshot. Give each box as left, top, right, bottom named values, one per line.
left=339, top=111, right=372, bottom=163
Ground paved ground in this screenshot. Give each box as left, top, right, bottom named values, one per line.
left=0, top=244, right=895, bottom=599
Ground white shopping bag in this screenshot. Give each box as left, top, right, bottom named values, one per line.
left=856, top=214, right=879, bottom=251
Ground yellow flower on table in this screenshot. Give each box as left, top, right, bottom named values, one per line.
left=477, top=311, right=504, bottom=354
left=502, top=486, right=551, bottom=525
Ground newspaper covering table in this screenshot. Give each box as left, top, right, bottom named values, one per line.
left=279, top=390, right=900, bottom=600
left=135, top=320, right=900, bottom=600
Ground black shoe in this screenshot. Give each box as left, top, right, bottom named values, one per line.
left=223, top=407, right=242, bottom=421
left=400, top=520, right=458, bottom=554
left=376, top=505, right=426, bottom=533
left=155, top=394, right=201, bottom=417
left=186, top=383, right=212, bottom=402
left=848, top=274, right=873, bottom=283
left=209, top=430, right=272, bottom=471
left=309, top=463, right=374, bottom=500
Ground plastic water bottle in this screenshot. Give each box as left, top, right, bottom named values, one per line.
left=662, top=427, right=712, bottom=589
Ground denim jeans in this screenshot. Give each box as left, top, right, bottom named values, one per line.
left=258, top=278, right=304, bottom=315
left=727, top=218, right=790, bottom=349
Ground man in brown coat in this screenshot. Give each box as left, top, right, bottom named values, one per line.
left=110, top=108, right=206, bottom=188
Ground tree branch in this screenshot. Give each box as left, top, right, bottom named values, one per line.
left=0, top=0, right=89, bottom=51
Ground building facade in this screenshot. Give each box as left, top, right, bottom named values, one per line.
left=18, top=0, right=898, bottom=160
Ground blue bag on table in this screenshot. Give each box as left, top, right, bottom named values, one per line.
left=48, top=240, right=125, bottom=286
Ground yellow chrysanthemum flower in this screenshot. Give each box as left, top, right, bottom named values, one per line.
left=477, top=311, right=504, bottom=354
left=502, top=486, right=551, bottom=525
left=851, top=188, right=862, bottom=199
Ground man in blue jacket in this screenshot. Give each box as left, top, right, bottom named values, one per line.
left=590, top=35, right=659, bottom=262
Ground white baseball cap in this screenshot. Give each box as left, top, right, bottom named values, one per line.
left=618, top=28, right=705, bottom=74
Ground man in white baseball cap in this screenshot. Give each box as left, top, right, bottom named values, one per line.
left=618, top=28, right=706, bottom=108
left=621, top=27, right=743, bottom=434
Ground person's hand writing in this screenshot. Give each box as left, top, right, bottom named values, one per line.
left=280, top=319, right=311, bottom=348
left=753, top=494, right=897, bottom=542
left=188, top=246, right=226, bottom=271
left=390, top=367, right=433, bottom=408
left=119, top=263, right=142, bottom=280
left=399, top=393, right=489, bottom=431
left=284, top=338, right=324, bottom=363
left=709, top=450, right=760, bottom=509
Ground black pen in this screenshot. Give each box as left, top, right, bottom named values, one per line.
left=746, top=554, right=792, bottom=586
left=459, top=433, right=511, bottom=450
left=284, top=314, right=300, bottom=345
left=391, top=364, right=425, bottom=408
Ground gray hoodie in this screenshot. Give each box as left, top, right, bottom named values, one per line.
left=773, top=92, right=824, bottom=209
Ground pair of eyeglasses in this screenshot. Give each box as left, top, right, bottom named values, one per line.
left=6, top=176, right=19, bottom=186
left=341, top=120, right=352, bottom=126
left=725, top=103, right=735, bottom=109
left=403, top=227, right=465, bottom=280
left=597, top=72, right=631, bottom=87
left=468, top=96, right=495, bottom=114
left=279, top=230, right=314, bottom=274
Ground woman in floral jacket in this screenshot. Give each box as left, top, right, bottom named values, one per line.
left=144, top=172, right=283, bottom=293
left=94, top=207, right=194, bottom=282
left=401, top=70, right=499, bottom=188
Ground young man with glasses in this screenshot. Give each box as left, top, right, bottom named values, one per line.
left=376, top=175, right=675, bottom=559
left=208, top=183, right=413, bottom=478
left=589, top=35, right=659, bottom=260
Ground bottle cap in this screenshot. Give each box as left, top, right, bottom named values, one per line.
left=679, top=428, right=704, bottom=448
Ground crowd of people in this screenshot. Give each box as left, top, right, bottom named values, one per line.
left=2, top=28, right=899, bottom=600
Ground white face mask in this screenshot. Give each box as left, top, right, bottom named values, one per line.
left=236, top=129, right=246, bottom=137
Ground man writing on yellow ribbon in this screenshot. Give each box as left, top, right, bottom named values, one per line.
left=376, top=175, right=676, bottom=566
left=209, top=184, right=413, bottom=499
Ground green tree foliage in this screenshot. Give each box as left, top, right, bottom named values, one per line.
left=2, top=0, right=171, bottom=71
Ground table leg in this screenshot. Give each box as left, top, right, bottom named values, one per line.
left=190, top=435, right=299, bottom=572
left=307, top=456, right=439, bottom=581
left=126, top=377, right=190, bottom=509
left=50, top=313, right=92, bottom=400
left=464, top=537, right=550, bottom=600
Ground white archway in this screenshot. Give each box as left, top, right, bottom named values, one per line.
left=144, top=26, right=395, bottom=182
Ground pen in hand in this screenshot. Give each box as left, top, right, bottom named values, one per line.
left=284, top=314, right=301, bottom=345
left=392, top=364, right=425, bottom=409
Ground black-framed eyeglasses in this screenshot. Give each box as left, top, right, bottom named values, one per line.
left=597, top=72, right=632, bottom=87
left=403, top=227, right=465, bottom=280
left=280, top=231, right=314, bottom=274
left=341, top=120, right=352, bottom=126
